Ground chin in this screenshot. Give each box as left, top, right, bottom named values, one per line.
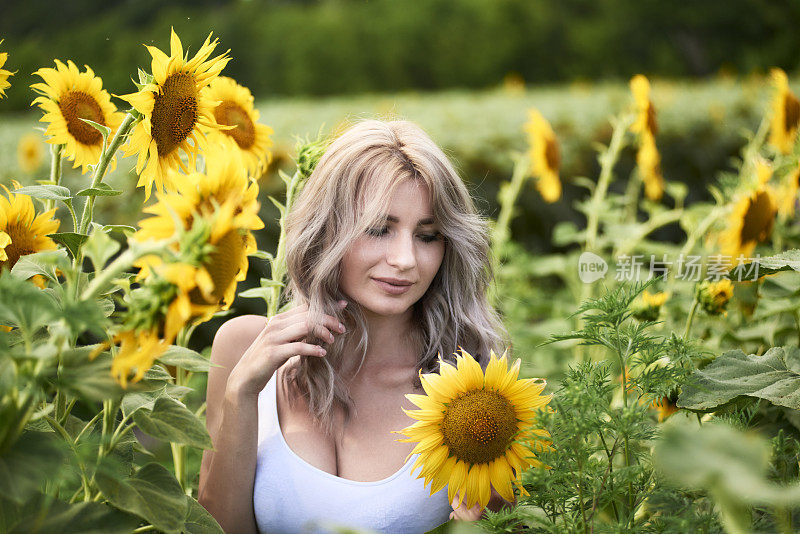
left=360, top=296, right=417, bottom=318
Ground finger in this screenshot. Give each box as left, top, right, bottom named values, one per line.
left=278, top=320, right=337, bottom=345
left=273, top=341, right=327, bottom=360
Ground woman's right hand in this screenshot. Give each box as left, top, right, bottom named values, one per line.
left=225, top=300, right=348, bottom=398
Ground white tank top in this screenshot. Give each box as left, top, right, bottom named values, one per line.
left=253, top=374, right=453, bottom=534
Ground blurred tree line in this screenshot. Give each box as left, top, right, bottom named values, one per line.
left=1, top=0, right=799, bottom=111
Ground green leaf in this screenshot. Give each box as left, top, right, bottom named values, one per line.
left=249, top=250, right=274, bottom=261
left=102, top=224, right=136, bottom=235
left=76, top=183, right=123, bottom=197
left=157, top=345, right=211, bottom=373
left=95, top=462, right=188, bottom=533
left=654, top=421, right=800, bottom=506
left=134, top=396, right=213, bottom=449
left=678, top=346, right=800, bottom=411
left=0, top=271, right=59, bottom=333
left=9, top=249, right=69, bottom=284
left=79, top=118, right=111, bottom=148
left=57, top=350, right=126, bottom=402
left=121, top=386, right=166, bottom=419
left=98, top=298, right=115, bottom=317
left=13, top=185, right=72, bottom=201
left=727, top=249, right=800, bottom=279
left=183, top=497, right=224, bottom=534
left=82, top=224, right=120, bottom=271
left=0, top=432, right=66, bottom=504
left=238, top=287, right=271, bottom=299
left=9, top=500, right=140, bottom=534
left=48, top=232, right=89, bottom=259
left=268, top=195, right=286, bottom=216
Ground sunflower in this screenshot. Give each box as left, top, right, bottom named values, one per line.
left=630, top=75, right=658, bottom=138
left=203, top=76, right=273, bottom=178
left=778, top=165, right=800, bottom=218
left=630, top=74, right=663, bottom=201
left=31, top=60, right=124, bottom=174
left=768, top=68, right=800, bottom=155
left=134, top=154, right=263, bottom=321
left=17, top=133, right=44, bottom=173
left=0, top=231, right=10, bottom=261
left=650, top=396, right=678, bottom=423
left=719, top=161, right=777, bottom=260
left=395, top=349, right=551, bottom=510
left=524, top=109, right=561, bottom=202
left=696, top=279, right=734, bottom=316
left=632, top=290, right=669, bottom=322
left=108, top=329, right=171, bottom=388
left=120, top=29, right=230, bottom=200
left=0, top=185, right=60, bottom=272
left=93, top=259, right=196, bottom=386
left=0, top=40, right=14, bottom=99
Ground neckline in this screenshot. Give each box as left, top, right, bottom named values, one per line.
left=271, top=374, right=415, bottom=486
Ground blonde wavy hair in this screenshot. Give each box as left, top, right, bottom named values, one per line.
left=283, top=119, right=508, bottom=433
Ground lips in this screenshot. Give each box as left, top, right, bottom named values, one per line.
left=372, top=277, right=414, bottom=295
left=373, top=277, right=413, bottom=286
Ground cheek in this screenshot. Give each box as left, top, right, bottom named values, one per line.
left=420, top=244, right=445, bottom=279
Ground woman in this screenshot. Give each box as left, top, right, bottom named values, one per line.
left=199, top=120, right=510, bottom=533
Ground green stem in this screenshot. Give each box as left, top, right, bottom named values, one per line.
left=43, top=414, right=93, bottom=503
left=576, top=116, right=632, bottom=363
left=794, top=311, right=800, bottom=348
left=73, top=411, right=103, bottom=444
left=489, top=154, right=529, bottom=306
left=623, top=169, right=642, bottom=224
left=683, top=298, right=699, bottom=340
left=45, top=144, right=64, bottom=212
left=77, top=113, right=137, bottom=235
left=612, top=209, right=684, bottom=259
left=80, top=240, right=171, bottom=301
left=585, top=115, right=632, bottom=254
left=171, top=366, right=189, bottom=494
left=267, top=171, right=302, bottom=317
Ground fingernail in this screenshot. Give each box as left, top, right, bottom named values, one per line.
left=319, top=348, right=326, bottom=356
left=339, top=300, right=348, bottom=307
left=338, top=323, right=345, bottom=332
left=329, top=333, right=335, bottom=342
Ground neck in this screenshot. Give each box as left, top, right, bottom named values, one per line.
left=344, top=306, right=418, bottom=376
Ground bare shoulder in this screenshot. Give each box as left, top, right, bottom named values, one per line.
left=210, top=314, right=267, bottom=371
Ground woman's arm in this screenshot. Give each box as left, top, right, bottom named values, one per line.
left=198, top=303, right=347, bottom=533
left=198, top=316, right=270, bottom=534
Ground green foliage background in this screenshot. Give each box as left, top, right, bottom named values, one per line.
left=2, top=0, right=800, bottom=110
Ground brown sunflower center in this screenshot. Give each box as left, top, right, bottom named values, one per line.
left=784, top=93, right=800, bottom=133
left=740, top=190, right=776, bottom=245
left=645, top=102, right=659, bottom=136
left=214, top=101, right=256, bottom=149
left=545, top=137, right=560, bottom=172
left=1, top=222, right=39, bottom=270
left=190, top=228, right=245, bottom=306
left=151, top=73, right=198, bottom=157
left=58, top=91, right=105, bottom=146
left=440, top=389, right=517, bottom=465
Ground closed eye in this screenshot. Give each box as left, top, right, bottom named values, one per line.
left=366, top=226, right=442, bottom=243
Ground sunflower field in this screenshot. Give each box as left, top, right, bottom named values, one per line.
left=1, top=26, right=800, bottom=534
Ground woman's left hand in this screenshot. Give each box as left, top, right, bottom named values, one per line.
left=449, top=494, right=483, bottom=522
left=449, top=487, right=515, bottom=522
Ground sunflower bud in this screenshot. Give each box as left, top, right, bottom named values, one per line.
left=696, top=279, right=734, bottom=316
left=295, top=134, right=329, bottom=180
left=632, top=290, right=669, bottom=321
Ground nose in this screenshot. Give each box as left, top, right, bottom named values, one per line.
left=385, top=232, right=417, bottom=271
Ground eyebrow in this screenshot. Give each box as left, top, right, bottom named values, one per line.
left=385, top=215, right=436, bottom=226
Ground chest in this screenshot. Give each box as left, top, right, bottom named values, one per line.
left=276, top=376, right=422, bottom=482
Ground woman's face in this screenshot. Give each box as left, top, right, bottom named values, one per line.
left=340, top=180, right=445, bottom=319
